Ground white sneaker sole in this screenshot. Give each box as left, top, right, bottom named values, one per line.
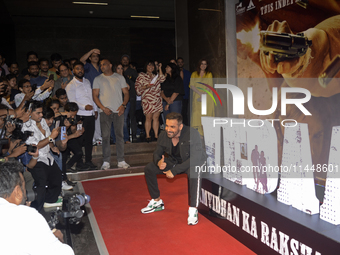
left=141, top=205, right=164, bottom=214
left=188, top=219, right=198, bottom=225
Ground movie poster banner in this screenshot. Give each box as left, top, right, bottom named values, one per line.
left=196, top=1, right=340, bottom=254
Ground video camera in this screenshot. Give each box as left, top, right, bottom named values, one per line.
left=48, top=193, right=91, bottom=229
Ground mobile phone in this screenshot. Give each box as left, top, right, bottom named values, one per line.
left=48, top=74, right=54, bottom=81
left=28, top=102, right=33, bottom=111
left=61, top=126, right=66, bottom=140
left=62, top=77, right=68, bottom=83
left=55, top=120, right=60, bottom=128
left=77, top=123, right=82, bottom=130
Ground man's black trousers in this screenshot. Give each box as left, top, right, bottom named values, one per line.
left=29, top=161, right=62, bottom=212
left=78, top=115, right=95, bottom=163
left=144, top=162, right=201, bottom=207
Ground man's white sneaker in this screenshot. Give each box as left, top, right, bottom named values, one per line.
left=188, top=207, right=198, bottom=225
left=101, top=162, right=110, bottom=170
left=61, top=181, right=73, bottom=191
left=141, top=199, right=164, bottom=214
left=118, top=161, right=130, bottom=169
left=44, top=197, right=63, bottom=208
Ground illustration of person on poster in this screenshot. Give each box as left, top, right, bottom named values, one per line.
left=236, top=0, right=340, bottom=190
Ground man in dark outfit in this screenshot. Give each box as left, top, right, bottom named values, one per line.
left=141, top=112, right=206, bottom=225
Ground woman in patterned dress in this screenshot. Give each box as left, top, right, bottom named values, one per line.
left=135, top=61, right=165, bottom=142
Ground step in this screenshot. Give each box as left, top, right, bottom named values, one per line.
left=89, top=142, right=157, bottom=156
left=67, top=165, right=146, bottom=181
left=91, top=152, right=153, bottom=167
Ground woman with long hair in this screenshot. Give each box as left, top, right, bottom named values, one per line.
left=161, top=63, right=185, bottom=117
left=135, top=61, right=165, bottom=142
left=190, top=59, right=214, bottom=136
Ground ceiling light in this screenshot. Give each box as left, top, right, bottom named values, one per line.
left=131, top=15, right=160, bottom=19
left=72, top=2, right=108, bottom=5
left=198, top=8, right=222, bottom=12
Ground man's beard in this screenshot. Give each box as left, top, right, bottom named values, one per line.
left=167, top=129, right=180, bottom=138
left=30, top=73, right=39, bottom=78
left=74, top=73, right=84, bottom=79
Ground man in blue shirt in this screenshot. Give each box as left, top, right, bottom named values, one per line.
left=177, top=57, right=191, bottom=126
left=28, top=61, right=47, bottom=88
left=80, top=49, right=102, bottom=88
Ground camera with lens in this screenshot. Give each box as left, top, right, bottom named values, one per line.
left=48, top=193, right=91, bottom=229
left=6, top=115, right=24, bottom=130
left=11, top=129, right=37, bottom=153
left=54, top=115, right=77, bottom=126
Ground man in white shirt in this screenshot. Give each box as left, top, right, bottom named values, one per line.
left=0, top=161, right=74, bottom=255
left=66, top=61, right=98, bottom=170
left=22, top=101, right=61, bottom=212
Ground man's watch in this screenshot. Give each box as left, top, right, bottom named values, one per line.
left=122, top=104, right=126, bottom=109
left=48, top=136, right=55, bottom=143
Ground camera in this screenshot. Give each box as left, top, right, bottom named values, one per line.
left=26, top=187, right=37, bottom=202
left=6, top=115, right=24, bottom=130
left=54, top=115, right=77, bottom=126
left=48, top=193, right=91, bottom=229
left=25, top=144, right=37, bottom=153
left=11, top=129, right=37, bottom=153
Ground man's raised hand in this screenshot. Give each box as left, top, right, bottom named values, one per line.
left=157, top=155, right=167, bottom=170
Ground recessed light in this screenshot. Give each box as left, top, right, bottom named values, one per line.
left=198, top=8, right=222, bottom=12
left=131, top=15, right=160, bottom=19
left=72, top=2, right=108, bottom=5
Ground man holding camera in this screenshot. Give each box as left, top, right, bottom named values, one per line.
left=21, top=100, right=61, bottom=212
left=0, top=161, right=74, bottom=254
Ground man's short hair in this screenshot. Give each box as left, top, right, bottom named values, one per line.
left=165, top=112, right=183, bottom=125
left=100, top=58, right=111, bottom=64
left=39, top=58, right=49, bottom=65
left=31, top=100, right=43, bottom=112
left=9, top=61, right=19, bottom=67
left=28, top=61, right=39, bottom=68
left=121, top=54, right=130, bottom=61
left=26, top=51, right=38, bottom=60
left=6, top=74, right=16, bottom=81
left=72, top=61, right=84, bottom=69
left=69, top=57, right=78, bottom=62
left=18, top=79, right=30, bottom=88
left=64, top=102, right=79, bottom=112
left=177, top=57, right=184, bottom=61
left=55, top=88, right=67, bottom=98
left=50, top=53, right=62, bottom=62
left=57, top=63, right=69, bottom=72
left=0, top=161, right=24, bottom=199
left=43, top=107, right=55, bottom=119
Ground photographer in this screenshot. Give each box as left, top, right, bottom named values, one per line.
left=21, top=100, right=61, bottom=212
left=58, top=102, right=88, bottom=172
left=44, top=106, right=77, bottom=190
left=0, top=161, right=74, bottom=255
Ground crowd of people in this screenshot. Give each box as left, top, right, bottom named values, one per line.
left=0, top=50, right=214, bottom=250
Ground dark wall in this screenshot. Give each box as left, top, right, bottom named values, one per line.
left=12, top=16, right=175, bottom=70
left=0, top=0, right=16, bottom=64
left=187, top=0, right=226, bottom=77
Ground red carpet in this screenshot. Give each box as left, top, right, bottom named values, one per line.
left=82, top=175, right=256, bottom=255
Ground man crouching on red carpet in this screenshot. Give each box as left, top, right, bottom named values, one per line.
left=141, top=112, right=206, bottom=225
